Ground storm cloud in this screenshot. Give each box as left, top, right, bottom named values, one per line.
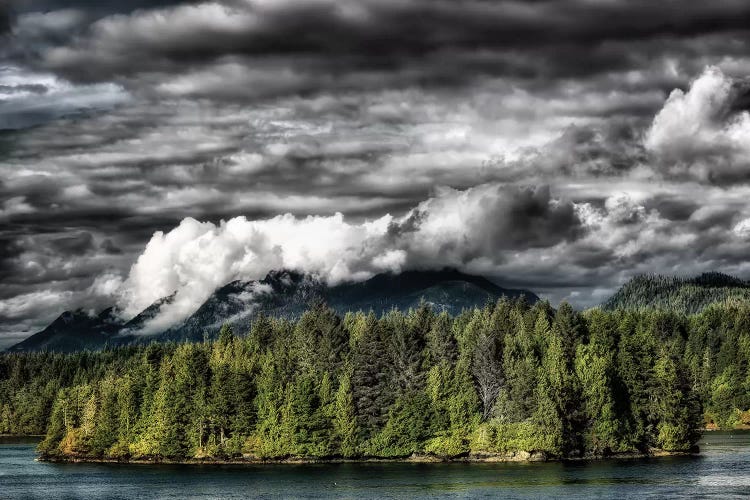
left=2, top=0, right=750, bottom=345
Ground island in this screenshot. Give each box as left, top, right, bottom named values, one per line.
left=9, top=291, right=745, bottom=464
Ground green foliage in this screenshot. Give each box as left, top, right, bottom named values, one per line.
left=368, top=391, right=431, bottom=457
left=332, top=369, right=358, bottom=457
left=653, top=351, right=701, bottom=450
left=7, top=298, right=746, bottom=462
left=604, top=272, right=750, bottom=314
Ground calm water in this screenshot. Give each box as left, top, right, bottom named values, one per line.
left=1, top=433, right=749, bottom=499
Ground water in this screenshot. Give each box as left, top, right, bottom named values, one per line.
left=1, top=433, right=749, bottom=499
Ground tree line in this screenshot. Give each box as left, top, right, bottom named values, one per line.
left=604, top=272, right=750, bottom=314
left=3, top=298, right=749, bottom=461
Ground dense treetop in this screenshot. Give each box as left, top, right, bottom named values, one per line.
left=5, top=297, right=747, bottom=462
left=604, top=272, right=750, bottom=314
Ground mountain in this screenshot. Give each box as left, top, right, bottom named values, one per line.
left=7, top=269, right=538, bottom=351
left=153, top=268, right=538, bottom=343
left=6, top=307, right=124, bottom=353
left=327, top=268, right=538, bottom=315
left=149, top=270, right=326, bottom=343
left=603, top=272, right=750, bottom=314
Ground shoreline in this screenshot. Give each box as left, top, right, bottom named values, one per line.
left=37, top=449, right=699, bottom=466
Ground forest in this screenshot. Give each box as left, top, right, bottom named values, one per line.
left=603, top=272, right=750, bottom=314
left=1, top=297, right=749, bottom=462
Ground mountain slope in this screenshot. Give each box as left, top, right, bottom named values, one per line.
left=154, top=270, right=326, bottom=343
left=327, top=268, right=537, bottom=315
left=603, top=272, right=750, bottom=314
left=8, top=269, right=538, bottom=351
left=118, top=293, right=176, bottom=334
left=6, top=308, right=124, bottom=353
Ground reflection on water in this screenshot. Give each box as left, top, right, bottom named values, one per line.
left=1, top=432, right=749, bottom=499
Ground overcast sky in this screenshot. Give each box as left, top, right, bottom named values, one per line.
left=2, top=0, right=750, bottom=347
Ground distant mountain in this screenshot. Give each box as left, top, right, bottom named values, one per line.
left=7, top=268, right=538, bottom=352
left=6, top=308, right=124, bottom=353
left=327, top=268, right=538, bottom=315
left=603, top=272, right=750, bottom=314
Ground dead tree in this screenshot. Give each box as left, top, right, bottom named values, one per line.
left=472, top=330, right=504, bottom=421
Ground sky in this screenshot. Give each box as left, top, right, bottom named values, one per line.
left=2, top=0, right=750, bottom=347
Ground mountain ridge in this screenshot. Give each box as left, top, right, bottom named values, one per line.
left=8, top=268, right=538, bottom=352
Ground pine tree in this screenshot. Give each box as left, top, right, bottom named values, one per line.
left=351, top=314, right=391, bottom=444
left=332, top=369, right=358, bottom=457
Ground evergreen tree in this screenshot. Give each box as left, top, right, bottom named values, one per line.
left=351, top=315, right=391, bottom=444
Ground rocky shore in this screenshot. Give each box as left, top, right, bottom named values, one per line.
left=39, top=448, right=699, bottom=465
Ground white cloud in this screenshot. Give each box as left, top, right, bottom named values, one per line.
left=0, top=289, right=75, bottom=321
left=645, top=66, right=750, bottom=182
left=117, top=211, right=395, bottom=326
left=733, top=218, right=750, bottom=238
left=87, top=272, right=124, bottom=298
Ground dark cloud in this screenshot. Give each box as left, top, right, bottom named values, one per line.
left=0, top=4, right=11, bottom=35
left=48, top=231, right=95, bottom=256
left=731, top=81, right=750, bottom=112
left=645, top=198, right=699, bottom=222
left=469, top=185, right=583, bottom=252
left=0, top=237, right=25, bottom=280
left=0, top=83, right=48, bottom=94
left=100, top=238, right=122, bottom=255
left=7, top=0, right=198, bottom=19
left=33, top=1, right=750, bottom=84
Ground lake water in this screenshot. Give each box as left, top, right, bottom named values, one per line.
left=1, top=432, right=749, bottom=499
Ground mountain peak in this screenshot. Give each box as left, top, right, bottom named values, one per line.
left=688, top=272, right=748, bottom=288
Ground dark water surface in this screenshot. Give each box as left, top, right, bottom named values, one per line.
left=1, top=432, right=749, bottom=499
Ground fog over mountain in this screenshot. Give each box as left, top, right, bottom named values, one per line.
left=3, top=1, right=750, bottom=347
